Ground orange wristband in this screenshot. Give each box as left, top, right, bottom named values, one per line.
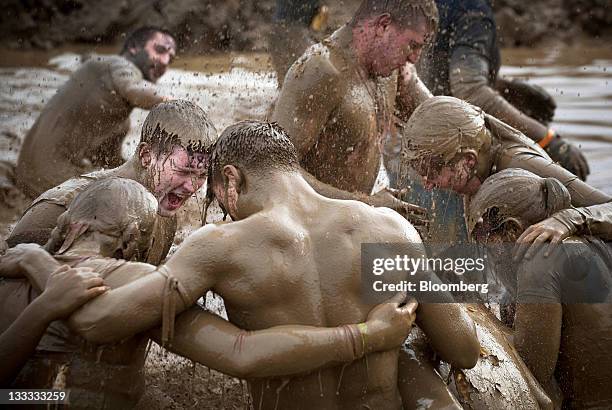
left=538, top=129, right=556, bottom=148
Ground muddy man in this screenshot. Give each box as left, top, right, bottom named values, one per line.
left=468, top=169, right=612, bottom=408
left=26, top=121, right=479, bottom=409
left=272, top=0, right=438, bottom=224
left=15, top=26, right=175, bottom=199
left=8, top=100, right=215, bottom=265
left=1, top=177, right=419, bottom=407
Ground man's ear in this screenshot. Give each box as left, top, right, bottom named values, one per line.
left=139, top=143, right=152, bottom=168
left=128, top=47, right=138, bottom=56
left=222, top=165, right=243, bottom=218
left=463, top=151, right=478, bottom=170
left=222, top=165, right=243, bottom=192
left=374, top=13, right=392, bottom=35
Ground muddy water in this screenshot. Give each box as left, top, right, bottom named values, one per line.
left=500, top=45, right=612, bottom=194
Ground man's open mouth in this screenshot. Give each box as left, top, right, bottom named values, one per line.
left=166, top=192, right=188, bottom=208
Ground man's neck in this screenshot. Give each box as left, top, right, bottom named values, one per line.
left=350, top=23, right=373, bottom=76
left=236, top=171, right=319, bottom=220
left=105, top=158, right=148, bottom=188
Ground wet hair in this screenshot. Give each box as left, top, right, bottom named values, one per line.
left=140, top=100, right=218, bottom=155
left=400, top=96, right=544, bottom=181
left=351, top=0, right=438, bottom=33
left=120, top=26, right=175, bottom=54
left=202, top=121, right=299, bottom=222
left=468, top=169, right=572, bottom=239
left=46, top=178, right=158, bottom=261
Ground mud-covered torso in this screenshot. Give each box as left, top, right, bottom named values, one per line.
left=16, top=55, right=146, bottom=195
left=22, top=55, right=139, bottom=162
left=213, top=204, right=411, bottom=409
left=303, top=66, right=398, bottom=194
left=278, top=26, right=399, bottom=194
left=22, top=170, right=176, bottom=265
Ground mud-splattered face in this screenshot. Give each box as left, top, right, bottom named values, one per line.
left=132, top=32, right=176, bottom=83
left=149, top=145, right=208, bottom=216
left=370, top=21, right=428, bottom=76
left=412, top=154, right=477, bottom=194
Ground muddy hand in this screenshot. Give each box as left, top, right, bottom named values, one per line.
left=40, top=266, right=109, bottom=320
left=513, top=216, right=572, bottom=261
left=365, top=293, right=418, bottom=352
left=368, top=189, right=428, bottom=226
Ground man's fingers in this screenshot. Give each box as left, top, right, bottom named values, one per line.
left=84, top=277, right=105, bottom=289
left=513, top=228, right=540, bottom=261
left=524, top=232, right=550, bottom=259
left=86, top=286, right=110, bottom=299
left=544, top=229, right=566, bottom=257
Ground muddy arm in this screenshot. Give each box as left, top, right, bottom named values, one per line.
left=504, top=150, right=610, bottom=207
left=415, top=303, right=479, bottom=369
left=0, top=244, right=61, bottom=292
left=548, top=202, right=612, bottom=241
left=0, top=295, right=58, bottom=386
left=1, top=266, right=107, bottom=387
left=6, top=202, right=66, bottom=248
left=385, top=209, right=480, bottom=369
left=155, top=295, right=415, bottom=379
left=68, top=225, right=225, bottom=344
left=396, top=63, right=433, bottom=121
left=111, top=61, right=167, bottom=109
left=514, top=303, right=562, bottom=393
left=447, top=12, right=547, bottom=142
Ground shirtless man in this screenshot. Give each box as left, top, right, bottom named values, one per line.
left=272, top=0, right=437, bottom=223
left=8, top=100, right=215, bottom=265
left=468, top=169, right=612, bottom=408
left=15, top=26, right=175, bottom=198
left=42, top=121, right=479, bottom=409
left=1, top=177, right=416, bottom=406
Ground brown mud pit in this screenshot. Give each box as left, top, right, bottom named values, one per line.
left=138, top=342, right=248, bottom=409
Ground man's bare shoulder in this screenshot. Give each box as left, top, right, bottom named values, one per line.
left=178, top=220, right=245, bottom=253
left=324, top=199, right=422, bottom=244
left=283, top=42, right=343, bottom=90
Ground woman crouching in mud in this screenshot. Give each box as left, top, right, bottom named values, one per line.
left=0, top=177, right=419, bottom=408
left=400, top=95, right=612, bottom=258
left=468, top=169, right=612, bottom=409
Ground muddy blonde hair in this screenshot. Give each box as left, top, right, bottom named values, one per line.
left=46, top=178, right=158, bottom=260
left=467, top=169, right=572, bottom=237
